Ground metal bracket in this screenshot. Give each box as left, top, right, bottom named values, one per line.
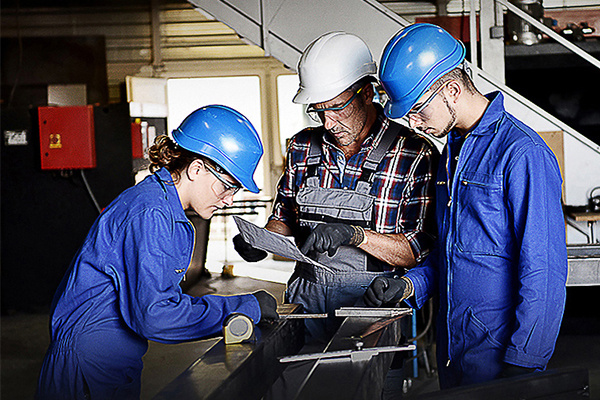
left=335, top=307, right=412, bottom=318
left=490, top=25, right=504, bottom=39
left=279, top=345, right=416, bottom=364
left=280, top=313, right=328, bottom=319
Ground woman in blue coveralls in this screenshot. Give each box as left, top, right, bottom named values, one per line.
left=36, top=105, right=278, bottom=399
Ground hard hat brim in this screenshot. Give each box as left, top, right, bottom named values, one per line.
left=173, top=128, right=261, bottom=194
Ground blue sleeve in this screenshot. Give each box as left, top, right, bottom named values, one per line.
left=503, top=143, right=568, bottom=368
left=111, top=209, right=261, bottom=344
left=404, top=246, right=439, bottom=309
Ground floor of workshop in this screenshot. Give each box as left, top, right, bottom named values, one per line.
left=2, top=233, right=600, bottom=399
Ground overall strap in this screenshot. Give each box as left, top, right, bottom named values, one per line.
left=305, top=128, right=324, bottom=187
left=355, top=121, right=401, bottom=194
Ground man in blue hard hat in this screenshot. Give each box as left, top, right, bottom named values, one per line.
left=364, top=23, right=568, bottom=389
left=36, top=105, right=279, bottom=399
left=233, top=32, right=439, bottom=347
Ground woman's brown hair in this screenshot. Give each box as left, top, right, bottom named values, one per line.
left=147, top=135, right=199, bottom=183
left=148, top=135, right=224, bottom=183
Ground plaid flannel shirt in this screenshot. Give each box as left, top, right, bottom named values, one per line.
left=270, top=107, right=439, bottom=263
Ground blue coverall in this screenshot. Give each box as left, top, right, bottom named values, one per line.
left=36, top=168, right=261, bottom=399
left=405, top=92, right=567, bottom=389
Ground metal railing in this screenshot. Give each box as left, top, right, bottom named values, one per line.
left=465, top=0, right=600, bottom=154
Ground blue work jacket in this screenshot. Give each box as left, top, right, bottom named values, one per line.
left=405, top=92, right=567, bottom=388
left=37, top=168, right=260, bottom=399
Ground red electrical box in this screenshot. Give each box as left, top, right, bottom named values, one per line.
left=38, top=105, right=96, bottom=170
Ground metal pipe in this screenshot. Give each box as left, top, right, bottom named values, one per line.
left=80, top=170, right=101, bottom=214
left=150, top=0, right=163, bottom=75
left=260, top=0, right=269, bottom=56
left=407, top=298, right=434, bottom=343
left=566, top=217, right=591, bottom=243
left=469, top=0, right=478, bottom=66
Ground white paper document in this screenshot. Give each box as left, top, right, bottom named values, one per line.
left=233, top=216, right=333, bottom=272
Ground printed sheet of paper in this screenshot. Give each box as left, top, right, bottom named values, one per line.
left=233, top=216, right=332, bottom=272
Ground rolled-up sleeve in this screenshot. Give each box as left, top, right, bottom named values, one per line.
left=398, top=142, right=439, bottom=262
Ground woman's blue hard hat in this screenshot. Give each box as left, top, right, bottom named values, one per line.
left=172, top=105, right=263, bottom=193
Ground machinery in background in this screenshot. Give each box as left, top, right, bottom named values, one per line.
left=589, top=187, right=600, bottom=213
left=504, top=0, right=598, bottom=45
left=506, top=0, right=547, bottom=45
left=559, top=22, right=596, bottom=42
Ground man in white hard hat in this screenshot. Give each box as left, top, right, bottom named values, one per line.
left=234, top=31, right=438, bottom=346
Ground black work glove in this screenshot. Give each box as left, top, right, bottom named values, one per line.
left=233, top=234, right=268, bottom=262
left=500, top=364, right=536, bottom=378
left=363, top=276, right=409, bottom=307
left=252, top=290, right=279, bottom=322
left=300, top=223, right=355, bottom=257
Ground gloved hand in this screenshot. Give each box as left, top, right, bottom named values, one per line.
left=300, top=223, right=355, bottom=257
left=500, top=364, right=536, bottom=378
left=233, top=234, right=267, bottom=262
left=363, top=276, right=410, bottom=307
left=252, top=290, right=279, bottom=322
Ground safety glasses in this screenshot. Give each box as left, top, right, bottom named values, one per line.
left=205, top=163, right=242, bottom=199
left=306, top=87, right=363, bottom=123
left=407, top=82, right=449, bottom=119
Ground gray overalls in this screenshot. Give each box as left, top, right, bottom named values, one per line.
left=285, top=124, right=401, bottom=343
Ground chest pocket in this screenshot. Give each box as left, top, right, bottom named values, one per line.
left=296, top=186, right=375, bottom=227
left=456, top=171, right=508, bottom=256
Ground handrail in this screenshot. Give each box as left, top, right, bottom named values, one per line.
left=474, top=63, right=600, bottom=154
left=496, top=0, right=600, bottom=70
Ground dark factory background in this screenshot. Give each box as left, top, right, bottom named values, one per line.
left=1, top=36, right=136, bottom=313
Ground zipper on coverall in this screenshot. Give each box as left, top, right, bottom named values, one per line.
left=183, top=221, right=196, bottom=282
left=444, top=133, right=472, bottom=369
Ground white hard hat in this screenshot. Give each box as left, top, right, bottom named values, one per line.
left=293, top=32, right=377, bottom=105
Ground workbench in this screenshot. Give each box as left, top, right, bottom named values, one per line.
left=153, top=304, right=408, bottom=399
left=568, top=211, right=600, bottom=244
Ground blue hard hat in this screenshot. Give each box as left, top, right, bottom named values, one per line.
left=379, top=23, right=466, bottom=119
left=172, top=105, right=263, bottom=193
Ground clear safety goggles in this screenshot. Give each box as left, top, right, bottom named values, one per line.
left=406, top=81, right=450, bottom=120
left=205, top=163, right=242, bottom=199
left=305, top=87, right=363, bottom=123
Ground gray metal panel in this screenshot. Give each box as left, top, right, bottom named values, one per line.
left=189, top=0, right=263, bottom=48
left=567, top=244, right=600, bottom=286
left=567, top=257, right=600, bottom=286
left=191, top=0, right=410, bottom=71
